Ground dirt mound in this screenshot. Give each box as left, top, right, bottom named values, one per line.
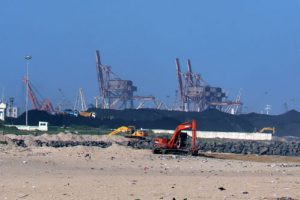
left=7, top=109, right=300, bottom=136
left=2, top=133, right=300, bottom=157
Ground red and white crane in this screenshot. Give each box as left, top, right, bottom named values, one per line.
left=22, top=78, right=55, bottom=114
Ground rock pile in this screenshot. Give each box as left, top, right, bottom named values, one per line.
left=7, top=134, right=300, bottom=157
left=10, top=139, right=111, bottom=148
left=126, top=138, right=300, bottom=156
left=127, top=139, right=153, bottom=149
left=198, top=139, right=300, bottom=156
left=35, top=140, right=111, bottom=148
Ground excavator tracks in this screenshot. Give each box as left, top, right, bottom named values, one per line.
left=153, top=148, right=191, bottom=155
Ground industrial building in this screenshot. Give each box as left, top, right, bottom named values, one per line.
left=6, top=97, right=18, bottom=118
left=0, top=102, right=6, bottom=121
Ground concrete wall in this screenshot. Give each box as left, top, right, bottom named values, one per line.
left=151, top=129, right=272, bottom=141
left=6, top=121, right=48, bottom=132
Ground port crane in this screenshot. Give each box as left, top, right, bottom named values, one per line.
left=96, top=50, right=137, bottom=109
left=22, top=78, right=55, bottom=113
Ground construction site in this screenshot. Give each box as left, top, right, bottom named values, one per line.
left=0, top=50, right=243, bottom=122
left=2, top=0, right=300, bottom=199
left=0, top=51, right=299, bottom=199
left=1, top=116, right=300, bottom=199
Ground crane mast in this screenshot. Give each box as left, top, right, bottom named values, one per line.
left=95, top=50, right=107, bottom=108
left=176, top=58, right=185, bottom=110
left=22, top=78, right=54, bottom=113
left=22, top=78, right=41, bottom=110
left=187, top=59, right=194, bottom=86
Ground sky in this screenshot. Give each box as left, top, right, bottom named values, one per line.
left=0, top=0, right=300, bottom=115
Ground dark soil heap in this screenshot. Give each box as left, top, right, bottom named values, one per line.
left=6, top=108, right=300, bottom=137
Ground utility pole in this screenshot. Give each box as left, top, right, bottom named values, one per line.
left=94, top=96, right=99, bottom=108
left=24, top=55, right=32, bottom=126
left=265, top=104, right=271, bottom=115
left=1, top=87, right=4, bottom=103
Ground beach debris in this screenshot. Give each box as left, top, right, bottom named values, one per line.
left=218, top=187, right=226, bottom=191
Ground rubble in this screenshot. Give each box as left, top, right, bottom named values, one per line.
left=3, top=133, right=300, bottom=157
left=198, top=139, right=300, bottom=156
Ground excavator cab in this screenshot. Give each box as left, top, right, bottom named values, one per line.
left=131, top=130, right=148, bottom=137
left=177, top=132, right=188, bottom=148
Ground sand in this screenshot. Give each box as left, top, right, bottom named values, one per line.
left=0, top=141, right=300, bottom=200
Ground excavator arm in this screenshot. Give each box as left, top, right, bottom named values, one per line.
left=259, top=127, right=275, bottom=134
left=167, top=121, right=193, bottom=148
left=154, top=119, right=198, bottom=155
left=108, top=126, right=132, bottom=136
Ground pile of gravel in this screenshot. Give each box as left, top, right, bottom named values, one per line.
left=127, top=139, right=153, bottom=149
left=8, top=134, right=300, bottom=157
left=11, top=139, right=111, bottom=148
left=198, top=139, right=300, bottom=156
left=35, top=140, right=111, bottom=148
left=126, top=138, right=300, bottom=157
left=8, top=109, right=300, bottom=137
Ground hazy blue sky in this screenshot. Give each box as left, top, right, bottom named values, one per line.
left=1, top=1, right=300, bottom=114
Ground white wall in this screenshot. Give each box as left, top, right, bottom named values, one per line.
left=0, top=103, right=6, bottom=121
left=152, top=129, right=272, bottom=141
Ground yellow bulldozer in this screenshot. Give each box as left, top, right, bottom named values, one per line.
left=108, top=126, right=148, bottom=139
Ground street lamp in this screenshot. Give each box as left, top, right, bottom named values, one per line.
left=24, top=55, right=32, bottom=126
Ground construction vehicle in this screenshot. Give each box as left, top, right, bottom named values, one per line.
left=129, top=129, right=148, bottom=138
left=153, top=119, right=198, bottom=156
left=63, top=109, right=79, bottom=117
left=259, top=127, right=275, bottom=134
left=108, top=126, right=148, bottom=139
left=79, top=111, right=96, bottom=118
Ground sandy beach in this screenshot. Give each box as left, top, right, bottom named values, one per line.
left=1, top=139, right=300, bottom=200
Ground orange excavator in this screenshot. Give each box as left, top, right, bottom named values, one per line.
left=153, top=119, right=198, bottom=156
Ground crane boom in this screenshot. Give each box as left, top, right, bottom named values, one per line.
left=22, top=78, right=54, bottom=113
left=22, top=78, right=41, bottom=110
left=187, top=59, right=194, bottom=86
left=175, top=58, right=184, bottom=109
left=41, top=99, right=55, bottom=113
left=96, top=50, right=105, bottom=107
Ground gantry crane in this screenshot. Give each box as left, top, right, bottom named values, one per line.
left=175, top=58, right=236, bottom=112
left=95, top=50, right=137, bottom=109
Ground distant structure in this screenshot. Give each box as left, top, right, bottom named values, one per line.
left=133, top=95, right=169, bottom=110
left=175, top=58, right=242, bottom=113
left=96, top=50, right=137, bottom=109
left=94, top=96, right=99, bottom=108
left=74, top=88, right=87, bottom=112
left=265, top=104, right=272, bottom=115
left=95, top=50, right=169, bottom=110
left=22, top=78, right=55, bottom=114
left=0, top=102, right=6, bottom=121
left=94, top=51, right=240, bottom=112
left=6, top=97, right=18, bottom=118
left=221, top=89, right=243, bottom=114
